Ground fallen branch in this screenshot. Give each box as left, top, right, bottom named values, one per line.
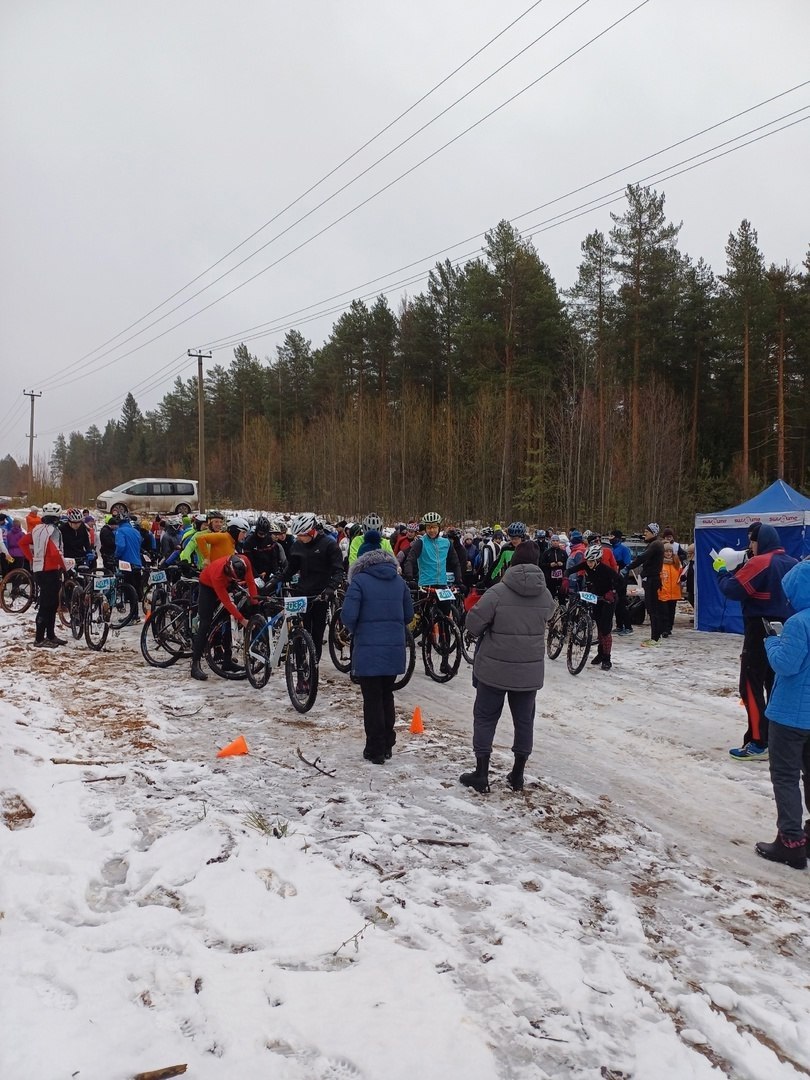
left=82, top=775, right=127, bottom=784
left=380, top=869, right=407, bottom=882
left=406, top=837, right=470, bottom=848
left=51, top=758, right=121, bottom=766
left=296, top=747, right=336, bottom=777
left=132, top=1066, right=187, bottom=1080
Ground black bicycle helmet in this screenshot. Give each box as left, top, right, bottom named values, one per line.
left=225, top=554, right=248, bottom=581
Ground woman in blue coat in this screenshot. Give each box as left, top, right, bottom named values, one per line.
left=341, top=546, right=414, bottom=765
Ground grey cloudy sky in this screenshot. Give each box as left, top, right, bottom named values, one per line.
left=1, top=0, right=808, bottom=469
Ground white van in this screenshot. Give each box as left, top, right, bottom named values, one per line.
left=96, top=478, right=199, bottom=517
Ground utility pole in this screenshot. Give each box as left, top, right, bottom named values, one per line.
left=188, top=350, right=212, bottom=511
left=23, top=390, right=42, bottom=495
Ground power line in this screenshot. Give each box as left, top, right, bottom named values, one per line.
left=43, top=0, right=646, bottom=392
left=41, top=0, right=557, bottom=380
left=34, top=98, right=808, bottom=444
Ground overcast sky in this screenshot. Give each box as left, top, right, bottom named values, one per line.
left=1, top=0, right=808, bottom=471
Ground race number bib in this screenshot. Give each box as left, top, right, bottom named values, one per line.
left=551, top=568, right=563, bottom=579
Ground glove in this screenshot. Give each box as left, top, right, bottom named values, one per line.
left=712, top=556, right=727, bottom=574
left=620, top=566, right=630, bottom=578
left=85, top=551, right=97, bottom=565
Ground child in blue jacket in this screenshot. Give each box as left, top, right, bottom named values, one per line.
left=756, top=559, right=810, bottom=870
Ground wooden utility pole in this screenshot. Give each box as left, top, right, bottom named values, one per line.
left=188, top=350, right=211, bottom=511
left=23, top=390, right=42, bottom=492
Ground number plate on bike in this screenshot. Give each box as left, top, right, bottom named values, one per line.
left=149, top=570, right=167, bottom=583
left=63, top=558, right=76, bottom=570
left=118, top=560, right=132, bottom=571
left=579, top=591, right=598, bottom=604
left=435, top=588, right=455, bottom=602
left=284, top=596, right=307, bottom=614
left=93, top=577, right=114, bottom=591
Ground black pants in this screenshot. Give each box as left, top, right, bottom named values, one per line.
left=303, top=598, right=328, bottom=662
left=660, top=599, right=678, bottom=635
left=740, top=617, right=773, bottom=747
left=34, top=570, right=61, bottom=642
left=191, top=584, right=220, bottom=663
left=357, top=675, right=396, bottom=758
left=614, top=578, right=631, bottom=631
left=121, top=566, right=142, bottom=601
left=595, top=598, right=615, bottom=658
left=643, top=578, right=662, bottom=641
left=768, top=720, right=810, bottom=842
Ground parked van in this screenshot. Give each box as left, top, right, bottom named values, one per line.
left=96, top=478, right=199, bottom=517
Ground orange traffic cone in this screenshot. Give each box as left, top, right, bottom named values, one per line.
left=217, top=734, right=249, bottom=758
left=409, top=706, right=424, bottom=734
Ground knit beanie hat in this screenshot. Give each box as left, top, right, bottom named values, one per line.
left=646, top=522, right=660, bottom=536
left=357, top=529, right=382, bottom=557
left=510, top=540, right=540, bottom=566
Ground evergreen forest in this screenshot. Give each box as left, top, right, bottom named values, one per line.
left=10, top=184, right=808, bottom=533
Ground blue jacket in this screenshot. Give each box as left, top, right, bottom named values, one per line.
left=765, top=560, right=810, bottom=730
left=717, top=524, right=797, bottom=619
left=611, top=540, right=632, bottom=569
left=114, top=520, right=143, bottom=568
left=341, top=550, right=414, bottom=677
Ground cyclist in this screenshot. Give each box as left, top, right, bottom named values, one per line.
left=160, top=515, right=184, bottom=561
left=573, top=542, right=621, bottom=671
left=487, top=522, right=532, bottom=585
left=194, top=511, right=240, bottom=565
left=348, top=512, right=394, bottom=564
left=539, top=534, right=568, bottom=600
left=190, top=553, right=258, bottom=681
left=59, top=508, right=95, bottom=565
left=403, top=512, right=463, bottom=591
left=114, top=513, right=145, bottom=601
left=99, top=514, right=120, bottom=574
left=19, top=502, right=67, bottom=648
left=284, top=512, right=344, bottom=662
left=178, top=513, right=208, bottom=572
left=243, top=515, right=287, bottom=581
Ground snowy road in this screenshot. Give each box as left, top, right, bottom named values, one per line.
left=1, top=607, right=809, bottom=1080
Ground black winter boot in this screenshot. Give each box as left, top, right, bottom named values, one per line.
left=590, top=651, right=603, bottom=665
left=459, top=755, right=490, bottom=793
left=191, top=659, right=209, bottom=681
left=755, top=834, right=807, bottom=870
left=506, top=753, right=529, bottom=792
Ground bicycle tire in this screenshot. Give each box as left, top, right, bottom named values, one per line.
left=285, top=627, right=319, bottom=712
left=69, top=585, right=86, bottom=639
left=327, top=608, right=352, bottom=673
left=58, top=578, right=77, bottom=628
left=150, top=602, right=193, bottom=659
left=109, top=582, right=139, bottom=629
left=245, top=613, right=272, bottom=689
left=139, top=606, right=183, bottom=667
left=546, top=606, right=566, bottom=660
left=566, top=608, right=593, bottom=675
left=0, top=569, right=35, bottom=613
left=422, top=612, right=462, bottom=683
left=84, top=593, right=110, bottom=651
left=205, top=617, right=247, bottom=680
left=392, top=628, right=416, bottom=691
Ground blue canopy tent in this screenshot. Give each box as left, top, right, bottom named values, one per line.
left=694, top=480, right=810, bottom=633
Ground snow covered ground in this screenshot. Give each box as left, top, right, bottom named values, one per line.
left=1, top=605, right=809, bottom=1080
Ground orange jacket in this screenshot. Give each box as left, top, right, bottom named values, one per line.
left=196, top=530, right=235, bottom=565
left=26, top=512, right=42, bottom=532
left=658, top=560, right=682, bottom=602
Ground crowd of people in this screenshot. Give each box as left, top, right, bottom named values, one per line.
left=2, top=503, right=808, bottom=871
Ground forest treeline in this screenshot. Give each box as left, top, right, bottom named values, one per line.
left=7, top=184, right=808, bottom=532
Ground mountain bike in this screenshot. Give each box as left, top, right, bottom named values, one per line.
left=409, top=585, right=463, bottom=683
left=546, top=590, right=596, bottom=675
left=140, top=599, right=195, bottom=668
left=244, top=589, right=320, bottom=711
left=0, top=566, right=36, bottom=613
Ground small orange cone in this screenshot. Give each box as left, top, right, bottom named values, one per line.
left=409, top=706, right=424, bottom=734
left=217, top=734, right=249, bottom=758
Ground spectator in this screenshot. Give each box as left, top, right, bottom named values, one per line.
left=341, top=548, right=413, bottom=764
left=755, top=560, right=810, bottom=870
left=625, top=523, right=665, bottom=647
left=658, top=542, right=683, bottom=638
left=459, top=541, right=555, bottom=794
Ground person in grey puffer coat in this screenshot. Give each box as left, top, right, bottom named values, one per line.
left=459, top=541, right=554, bottom=793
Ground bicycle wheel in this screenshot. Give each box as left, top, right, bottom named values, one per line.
left=566, top=608, right=594, bottom=675
left=58, top=578, right=77, bottom=628
left=546, top=606, right=566, bottom=660
left=69, top=585, right=86, bottom=639
left=422, top=612, right=462, bottom=683
left=0, top=569, right=35, bottom=613
left=245, top=613, right=272, bottom=689
left=392, top=628, right=416, bottom=691
left=84, top=593, right=110, bottom=651
left=205, top=618, right=247, bottom=680
left=139, top=606, right=181, bottom=667
left=110, top=583, right=139, bottom=629
left=327, top=608, right=352, bottom=673
left=150, top=602, right=193, bottom=659
left=285, top=627, right=319, bottom=712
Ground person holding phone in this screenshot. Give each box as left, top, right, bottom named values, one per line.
left=756, top=560, right=810, bottom=870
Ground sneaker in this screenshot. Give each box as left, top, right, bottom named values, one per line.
left=34, top=639, right=58, bottom=649
left=729, top=743, right=769, bottom=761
left=47, top=636, right=68, bottom=646
left=616, top=628, right=630, bottom=636
left=601, top=659, right=612, bottom=671
left=639, top=639, right=660, bottom=648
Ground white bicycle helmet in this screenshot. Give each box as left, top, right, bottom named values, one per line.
left=584, top=543, right=603, bottom=563
left=420, top=511, right=442, bottom=525
left=65, top=507, right=83, bottom=523
left=42, top=502, right=62, bottom=516
left=289, top=512, right=317, bottom=536
left=362, top=511, right=383, bottom=533
left=270, top=518, right=287, bottom=534
left=227, top=516, right=250, bottom=532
